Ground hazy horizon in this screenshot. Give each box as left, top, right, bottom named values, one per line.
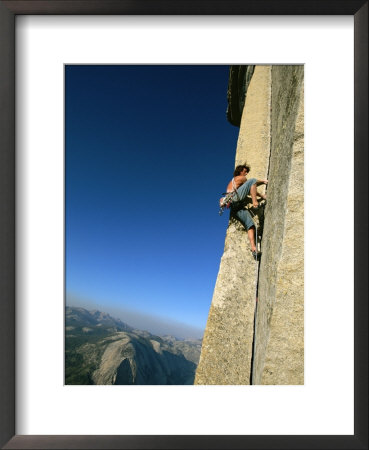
left=67, top=293, right=204, bottom=339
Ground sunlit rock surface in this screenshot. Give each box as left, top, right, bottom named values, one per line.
left=195, top=65, right=304, bottom=385
left=194, top=66, right=272, bottom=384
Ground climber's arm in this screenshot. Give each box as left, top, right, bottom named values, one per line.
left=255, top=179, right=267, bottom=200
left=256, top=179, right=268, bottom=186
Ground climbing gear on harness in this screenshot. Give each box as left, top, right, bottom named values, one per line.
left=219, top=178, right=240, bottom=215
left=219, top=192, right=236, bottom=214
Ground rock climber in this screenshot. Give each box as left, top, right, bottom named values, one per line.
left=226, top=164, right=268, bottom=260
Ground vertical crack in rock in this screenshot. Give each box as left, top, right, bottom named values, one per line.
left=250, top=71, right=273, bottom=385
left=252, top=66, right=304, bottom=385
left=266, top=70, right=273, bottom=186
left=195, top=65, right=304, bottom=385
left=195, top=66, right=272, bottom=385
left=249, top=259, right=261, bottom=385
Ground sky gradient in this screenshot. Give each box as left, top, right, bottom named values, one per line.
left=65, top=65, right=239, bottom=338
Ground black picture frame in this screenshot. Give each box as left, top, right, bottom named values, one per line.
left=0, top=1, right=367, bottom=449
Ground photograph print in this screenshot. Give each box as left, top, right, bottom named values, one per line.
left=65, top=64, right=304, bottom=385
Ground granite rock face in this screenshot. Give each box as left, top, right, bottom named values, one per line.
left=194, top=66, right=272, bottom=385
left=92, top=332, right=197, bottom=385
left=252, top=67, right=304, bottom=385
left=195, top=65, right=304, bottom=385
left=65, top=307, right=201, bottom=385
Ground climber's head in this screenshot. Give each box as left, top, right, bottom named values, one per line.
left=234, top=164, right=250, bottom=177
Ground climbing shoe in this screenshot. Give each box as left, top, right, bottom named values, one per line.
left=252, top=250, right=262, bottom=260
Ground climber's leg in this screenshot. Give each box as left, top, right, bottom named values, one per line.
left=236, top=178, right=257, bottom=201
left=250, top=183, right=258, bottom=208
left=247, top=226, right=257, bottom=253
left=234, top=209, right=256, bottom=250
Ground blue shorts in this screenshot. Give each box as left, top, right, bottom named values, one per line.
left=230, top=178, right=257, bottom=230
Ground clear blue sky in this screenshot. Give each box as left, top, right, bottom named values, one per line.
left=65, top=65, right=239, bottom=337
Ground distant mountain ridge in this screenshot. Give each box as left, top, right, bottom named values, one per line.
left=65, top=306, right=202, bottom=385
left=66, top=306, right=133, bottom=332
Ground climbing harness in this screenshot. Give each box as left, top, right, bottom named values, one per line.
left=219, top=178, right=240, bottom=215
